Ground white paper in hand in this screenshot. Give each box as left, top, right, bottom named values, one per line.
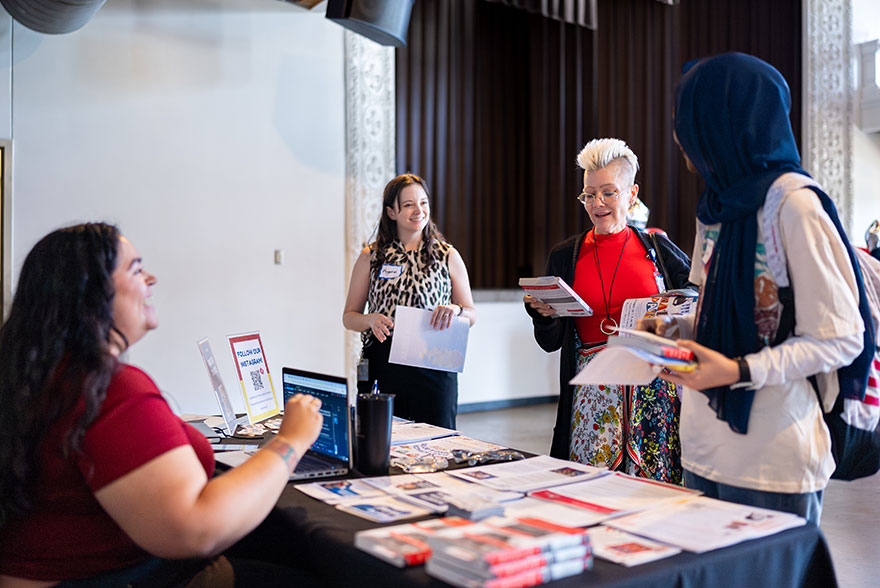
left=388, top=306, right=469, bottom=373
left=569, top=346, right=658, bottom=386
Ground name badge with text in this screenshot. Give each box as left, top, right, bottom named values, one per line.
left=379, top=264, right=403, bottom=279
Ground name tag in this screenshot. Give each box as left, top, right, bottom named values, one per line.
left=379, top=264, right=403, bottom=279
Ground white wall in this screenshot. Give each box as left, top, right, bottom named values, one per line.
left=460, top=301, right=560, bottom=406
left=2, top=1, right=347, bottom=415
left=852, top=0, right=880, bottom=248
left=0, top=0, right=560, bottom=417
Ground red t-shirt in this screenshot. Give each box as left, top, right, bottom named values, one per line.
left=0, top=364, right=214, bottom=581
left=572, top=228, right=662, bottom=345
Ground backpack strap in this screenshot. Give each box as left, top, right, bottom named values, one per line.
left=761, top=173, right=821, bottom=288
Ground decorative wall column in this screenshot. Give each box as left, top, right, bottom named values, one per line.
left=802, top=0, right=854, bottom=232
left=343, top=32, right=396, bottom=384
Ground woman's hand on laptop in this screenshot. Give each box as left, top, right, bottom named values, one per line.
left=272, top=395, right=324, bottom=472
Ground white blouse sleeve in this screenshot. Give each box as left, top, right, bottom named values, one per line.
left=746, top=188, right=864, bottom=389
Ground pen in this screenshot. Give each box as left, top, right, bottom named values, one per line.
left=371, top=380, right=379, bottom=395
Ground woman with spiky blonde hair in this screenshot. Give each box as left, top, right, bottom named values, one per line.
left=524, top=138, right=691, bottom=484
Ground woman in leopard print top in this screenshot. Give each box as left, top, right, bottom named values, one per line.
left=343, top=173, right=476, bottom=428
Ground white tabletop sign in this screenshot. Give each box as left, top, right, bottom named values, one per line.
left=227, top=331, right=280, bottom=423
left=197, top=337, right=239, bottom=434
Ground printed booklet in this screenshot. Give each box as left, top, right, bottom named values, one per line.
left=354, top=517, right=474, bottom=567
left=518, top=276, right=593, bottom=317
left=606, top=327, right=697, bottom=370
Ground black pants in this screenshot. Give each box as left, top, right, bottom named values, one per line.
left=359, top=337, right=458, bottom=429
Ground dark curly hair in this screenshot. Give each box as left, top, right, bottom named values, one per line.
left=0, top=223, right=121, bottom=529
left=371, top=173, right=446, bottom=273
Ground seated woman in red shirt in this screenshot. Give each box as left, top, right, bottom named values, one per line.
left=0, top=223, right=323, bottom=587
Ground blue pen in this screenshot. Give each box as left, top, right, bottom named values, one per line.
left=371, top=380, right=379, bottom=395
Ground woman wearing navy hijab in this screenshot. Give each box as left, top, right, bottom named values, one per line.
left=642, top=52, right=872, bottom=524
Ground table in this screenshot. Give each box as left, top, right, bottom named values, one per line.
left=231, top=476, right=839, bottom=588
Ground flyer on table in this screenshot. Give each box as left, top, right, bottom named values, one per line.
left=227, top=331, right=280, bottom=423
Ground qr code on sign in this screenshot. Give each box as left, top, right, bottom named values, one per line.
left=250, top=370, right=264, bottom=391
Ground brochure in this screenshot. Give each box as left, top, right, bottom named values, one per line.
left=502, top=496, right=615, bottom=528
left=608, top=327, right=696, bottom=362
left=446, top=455, right=607, bottom=493
left=335, top=495, right=433, bottom=523
left=295, top=478, right=387, bottom=505
left=391, top=436, right=506, bottom=461
left=587, top=526, right=681, bottom=566
left=605, top=496, right=805, bottom=553
left=618, top=289, right=698, bottom=330
left=519, top=276, right=593, bottom=317
left=529, top=472, right=701, bottom=523
left=362, top=472, right=522, bottom=514
left=391, top=421, right=459, bottom=445
left=354, top=517, right=474, bottom=567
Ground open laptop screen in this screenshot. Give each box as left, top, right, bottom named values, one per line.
left=282, top=369, right=350, bottom=464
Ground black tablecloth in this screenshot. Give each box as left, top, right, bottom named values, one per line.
left=233, top=479, right=838, bottom=588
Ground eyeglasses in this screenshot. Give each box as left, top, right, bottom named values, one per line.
left=578, top=186, right=630, bottom=205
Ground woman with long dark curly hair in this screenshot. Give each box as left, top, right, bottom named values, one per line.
left=343, top=173, right=476, bottom=428
left=0, top=223, right=323, bottom=587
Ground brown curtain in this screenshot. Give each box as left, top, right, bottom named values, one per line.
left=396, top=0, right=801, bottom=289
left=486, top=0, right=597, bottom=29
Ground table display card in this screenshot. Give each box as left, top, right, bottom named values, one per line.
left=227, top=331, right=280, bottom=423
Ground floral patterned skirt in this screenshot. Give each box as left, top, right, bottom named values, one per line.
left=569, top=344, right=682, bottom=485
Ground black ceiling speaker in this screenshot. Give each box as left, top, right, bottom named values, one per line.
left=0, top=0, right=107, bottom=34
left=325, top=0, right=415, bottom=48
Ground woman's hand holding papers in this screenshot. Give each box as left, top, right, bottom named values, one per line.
left=523, top=295, right=556, bottom=318
left=650, top=340, right=740, bottom=390
left=636, top=316, right=679, bottom=337
left=637, top=317, right=740, bottom=390
left=430, top=304, right=461, bottom=330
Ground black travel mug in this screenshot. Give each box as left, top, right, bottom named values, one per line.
left=356, top=392, right=394, bottom=476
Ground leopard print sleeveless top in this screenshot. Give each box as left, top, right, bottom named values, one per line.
left=363, top=239, right=453, bottom=346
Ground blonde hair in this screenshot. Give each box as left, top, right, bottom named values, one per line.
left=576, top=138, right=639, bottom=185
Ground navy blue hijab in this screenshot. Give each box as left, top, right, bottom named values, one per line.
left=674, top=52, right=874, bottom=434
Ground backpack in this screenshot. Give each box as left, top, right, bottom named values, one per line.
left=763, top=176, right=880, bottom=481
left=820, top=249, right=880, bottom=480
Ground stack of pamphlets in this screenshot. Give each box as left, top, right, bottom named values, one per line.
left=444, top=495, right=506, bottom=521
left=606, top=327, right=696, bottom=371
left=586, top=526, right=681, bottom=566
left=425, top=516, right=592, bottom=588
left=354, top=517, right=474, bottom=567
left=518, top=276, right=593, bottom=317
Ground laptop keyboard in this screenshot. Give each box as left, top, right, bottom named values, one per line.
left=295, top=453, right=333, bottom=473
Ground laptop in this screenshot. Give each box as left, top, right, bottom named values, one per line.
left=281, top=367, right=353, bottom=481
